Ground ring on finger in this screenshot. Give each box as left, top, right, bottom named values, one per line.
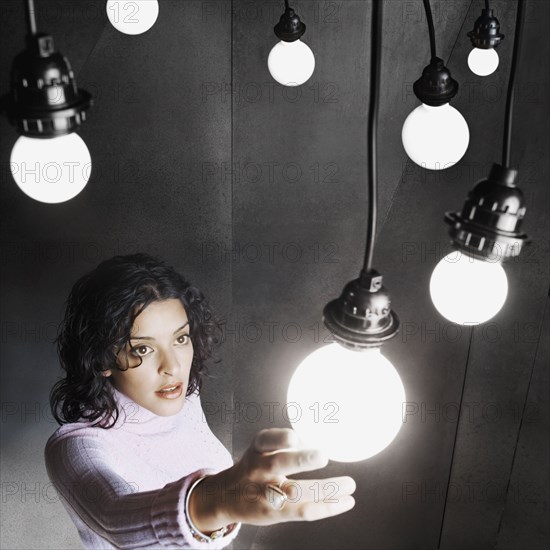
left=265, top=481, right=288, bottom=511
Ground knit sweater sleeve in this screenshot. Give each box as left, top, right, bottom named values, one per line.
left=44, top=433, right=241, bottom=549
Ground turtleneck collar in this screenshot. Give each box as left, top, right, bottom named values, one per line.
left=108, top=386, right=187, bottom=434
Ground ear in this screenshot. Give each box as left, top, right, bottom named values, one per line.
left=101, top=370, right=112, bottom=377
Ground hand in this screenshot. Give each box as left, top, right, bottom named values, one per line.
left=193, top=428, right=356, bottom=528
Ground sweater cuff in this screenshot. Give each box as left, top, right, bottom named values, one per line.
left=151, top=468, right=241, bottom=548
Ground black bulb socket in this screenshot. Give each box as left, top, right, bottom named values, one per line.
left=323, top=269, right=399, bottom=350
left=413, top=57, right=459, bottom=107
left=1, top=33, right=92, bottom=138
left=274, top=7, right=306, bottom=42
left=445, top=163, right=530, bottom=262
left=467, top=8, right=504, bottom=49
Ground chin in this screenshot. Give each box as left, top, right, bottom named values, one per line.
left=153, top=403, right=184, bottom=416
left=148, top=394, right=186, bottom=416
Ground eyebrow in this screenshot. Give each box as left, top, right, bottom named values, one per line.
left=130, top=322, right=189, bottom=341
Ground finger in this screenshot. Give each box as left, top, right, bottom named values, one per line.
left=259, top=448, right=329, bottom=477
left=281, top=495, right=356, bottom=522
left=253, top=428, right=301, bottom=453
left=280, top=476, right=356, bottom=503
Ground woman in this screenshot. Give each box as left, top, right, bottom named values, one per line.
left=45, top=253, right=356, bottom=549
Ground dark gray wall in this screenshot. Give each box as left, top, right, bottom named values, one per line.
left=0, top=1, right=548, bottom=549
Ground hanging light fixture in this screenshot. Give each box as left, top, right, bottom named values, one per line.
left=106, top=0, right=160, bottom=36
left=268, top=0, right=315, bottom=87
left=431, top=0, right=529, bottom=326
left=402, top=0, right=470, bottom=170
left=287, top=0, right=405, bottom=464
left=1, top=0, right=93, bottom=204
left=467, top=1, right=504, bottom=77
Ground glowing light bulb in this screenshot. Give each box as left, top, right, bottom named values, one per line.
left=430, top=252, right=508, bottom=325
left=10, top=133, right=92, bottom=204
left=268, top=40, right=315, bottom=86
left=106, top=0, right=159, bottom=35
left=468, top=47, right=499, bottom=76
left=287, top=344, right=406, bottom=463
left=402, top=103, right=470, bottom=170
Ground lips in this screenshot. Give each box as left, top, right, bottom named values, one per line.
left=156, top=382, right=183, bottom=393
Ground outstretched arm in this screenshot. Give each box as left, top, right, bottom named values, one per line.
left=44, top=434, right=240, bottom=549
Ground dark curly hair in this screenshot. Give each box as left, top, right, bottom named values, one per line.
left=49, top=253, right=222, bottom=429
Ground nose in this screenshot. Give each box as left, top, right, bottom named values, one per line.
left=158, top=347, right=184, bottom=376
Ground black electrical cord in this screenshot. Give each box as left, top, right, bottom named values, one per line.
left=437, top=327, right=475, bottom=548
left=502, top=0, right=525, bottom=168
left=363, top=0, right=382, bottom=274
left=485, top=0, right=490, bottom=10
left=284, top=0, right=289, bottom=11
left=25, top=0, right=37, bottom=36
left=423, top=0, right=437, bottom=59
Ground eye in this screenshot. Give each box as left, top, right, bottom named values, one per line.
left=177, top=334, right=191, bottom=345
left=130, top=345, right=152, bottom=358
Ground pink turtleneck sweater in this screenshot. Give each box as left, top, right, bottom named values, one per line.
left=44, top=387, right=241, bottom=549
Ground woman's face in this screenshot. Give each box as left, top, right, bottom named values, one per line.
left=102, top=298, right=194, bottom=416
